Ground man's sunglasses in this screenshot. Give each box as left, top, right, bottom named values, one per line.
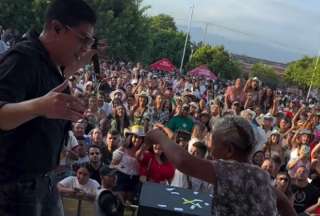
left=65, top=25, right=95, bottom=48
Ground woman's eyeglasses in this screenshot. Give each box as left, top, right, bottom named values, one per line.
left=279, top=177, right=288, bottom=182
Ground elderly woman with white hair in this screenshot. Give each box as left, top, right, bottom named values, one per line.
left=145, top=116, right=296, bottom=216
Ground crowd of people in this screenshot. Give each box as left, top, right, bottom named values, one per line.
left=0, top=26, right=20, bottom=55
left=51, top=59, right=320, bottom=215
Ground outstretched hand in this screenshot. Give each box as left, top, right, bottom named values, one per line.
left=36, top=81, right=86, bottom=122
left=153, top=122, right=165, bottom=129
left=144, top=128, right=165, bottom=147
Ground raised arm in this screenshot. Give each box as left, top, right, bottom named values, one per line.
left=311, top=142, right=320, bottom=160
left=145, top=129, right=216, bottom=184
left=243, top=79, right=251, bottom=93
left=291, top=106, right=304, bottom=128
left=271, top=97, right=280, bottom=116
left=305, top=200, right=320, bottom=215
left=154, top=123, right=175, bottom=140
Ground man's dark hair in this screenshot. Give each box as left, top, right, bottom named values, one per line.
left=88, top=144, right=101, bottom=152
left=280, top=117, right=291, bottom=124
left=271, top=154, right=282, bottom=166
left=98, top=190, right=124, bottom=216
left=192, top=141, right=207, bottom=157
left=45, top=0, right=96, bottom=27
left=107, top=129, right=120, bottom=136
left=72, top=162, right=90, bottom=173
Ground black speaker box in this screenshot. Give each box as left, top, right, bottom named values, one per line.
left=138, top=182, right=212, bottom=216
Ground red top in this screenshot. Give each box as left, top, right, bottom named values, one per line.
left=139, top=151, right=175, bottom=183
left=313, top=207, right=320, bottom=215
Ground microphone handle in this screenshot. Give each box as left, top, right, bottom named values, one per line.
left=92, top=54, right=100, bottom=75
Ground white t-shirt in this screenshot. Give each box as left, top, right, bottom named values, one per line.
left=59, top=176, right=100, bottom=195
left=102, top=102, right=112, bottom=116
left=60, top=131, right=79, bottom=166
left=189, top=176, right=212, bottom=193
left=170, top=169, right=188, bottom=188
left=111, top=148, right=139, bottom=176
left=252, top=124, right=267, bottom=152
left=187, top=137, right=200, bottom=153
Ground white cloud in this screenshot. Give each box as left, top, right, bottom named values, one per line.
left=143, top=0, right=320, bottom=55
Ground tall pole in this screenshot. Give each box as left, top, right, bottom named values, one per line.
left=203, top=23, right=208, bottom=45
left=307, top=50, right=320, bottom=100
left=179, top=1, right=195, bottom=73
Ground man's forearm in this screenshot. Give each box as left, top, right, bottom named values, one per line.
left=57, top=184, right=75, bottom=196
left=0, top=98, right=42, bottom=131
left=85, top=192, right=96, bottom=201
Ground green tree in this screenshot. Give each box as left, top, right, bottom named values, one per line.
left=0, top=1, right=191, bottom=66
left=0, top=0, right=151, bottom=62
left=188, top=45, right=242, bottom=79
left=147, top=29, right=191, bottom=67
left=251, top=63, right=280, bottom=88
left=150, top=14, right=177, bottom=32
left=285, top=56, right=320, bottom=89
left=146, top=14, right=191, bottom=67
left=86, top=0, right=151, bottom=62
left=0, top=0, right=49, bottom=33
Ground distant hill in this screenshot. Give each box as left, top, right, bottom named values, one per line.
left=178, top=25, right=306, bottom=64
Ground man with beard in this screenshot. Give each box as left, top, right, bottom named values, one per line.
left=101, top=129, right=121, bottom=165
left=86, top=145, right=105, bottom=184
left=291, top=166, right=320, bottom=213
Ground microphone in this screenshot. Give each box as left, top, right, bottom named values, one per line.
left=92, top=37, right=100, bottom=75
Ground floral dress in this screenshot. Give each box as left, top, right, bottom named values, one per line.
left=211, top=159, right=278, bottom=216
left=132, top=108, right=150, bottom=126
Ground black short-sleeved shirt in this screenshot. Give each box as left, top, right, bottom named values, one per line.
left=101, top=146, right=113, bottom=166
left=291, top=183, right=320, bottom=213
left=86, top=163, right=105, bottom=184
left=0, top=31, right=69, bottom=182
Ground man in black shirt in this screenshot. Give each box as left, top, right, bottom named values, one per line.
left=87, top=145, right=105, bottom=184
left=0, top=0, right=96, bottom=215
left=291, top=166, right=320, bottom=213
left=101, top=129, right=121, bottom=165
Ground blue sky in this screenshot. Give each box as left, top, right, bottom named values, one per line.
left=143, top=0, right=320, bottom=61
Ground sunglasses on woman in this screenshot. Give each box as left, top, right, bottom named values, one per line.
left=278, top=177, right=288, bottom=182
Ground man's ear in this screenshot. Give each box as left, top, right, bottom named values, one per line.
left=50, top=20, right=64, bottom=34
